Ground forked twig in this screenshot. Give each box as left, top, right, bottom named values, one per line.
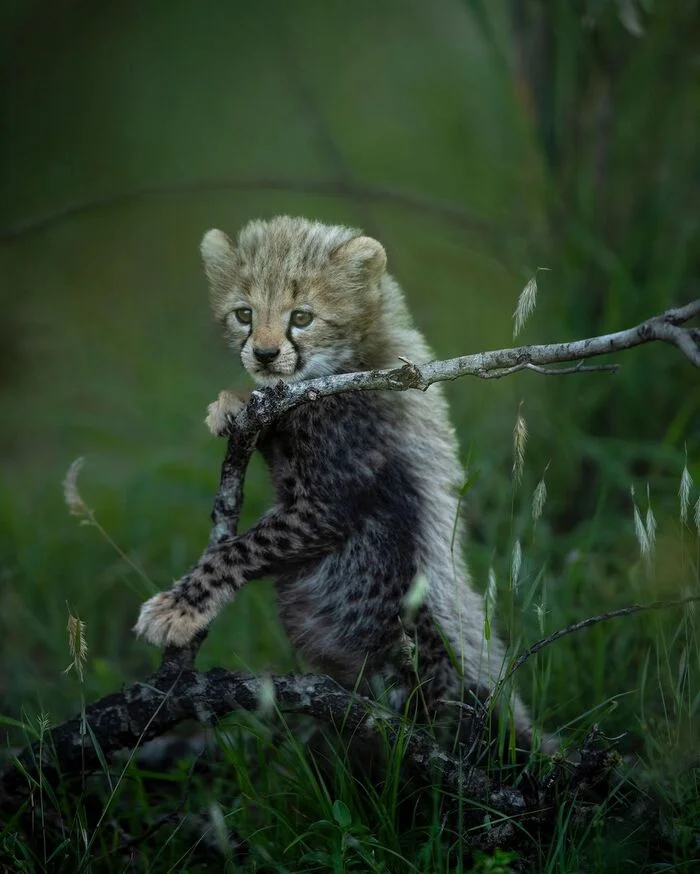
left=480, top=594, right=700, bottom=733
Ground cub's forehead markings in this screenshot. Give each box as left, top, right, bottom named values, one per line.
left=298, top=284, right=327, bottom=304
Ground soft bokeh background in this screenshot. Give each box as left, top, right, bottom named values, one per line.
left=1, top=0, right=698, bottom=750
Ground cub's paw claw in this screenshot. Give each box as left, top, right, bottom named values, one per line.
left=134, top=590, right=206, bottom=648
left=205, top=390, right=247, bottom=437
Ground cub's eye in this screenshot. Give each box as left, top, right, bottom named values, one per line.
left=234, top=307, right=252, bottom=325
left=290, top=310, right=313, bottom=328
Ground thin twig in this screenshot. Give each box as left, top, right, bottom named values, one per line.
left=501, top=594, right=700, bottom=688
left=478, top=594, right=700, bottom=736
left=474, top=361, right=620, bottom=379
left=524, top=361, right=620, bottom=376
left=0, top=178, right=493, bottom=243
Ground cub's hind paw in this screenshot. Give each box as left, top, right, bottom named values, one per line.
left=205, top=390, right=248, bottom=437
left=134, top=589, right=207, bottom=648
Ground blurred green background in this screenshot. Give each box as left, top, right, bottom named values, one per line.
left=1, top=0, right=698, bottom=747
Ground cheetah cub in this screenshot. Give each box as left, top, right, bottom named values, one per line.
left=135, top=216, right=536, bottom=753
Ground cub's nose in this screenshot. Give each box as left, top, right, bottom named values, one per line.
left=253, top=346, right=280, bottom=364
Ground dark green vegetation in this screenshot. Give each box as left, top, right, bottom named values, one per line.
left=1, top=1, right=698, bottom=870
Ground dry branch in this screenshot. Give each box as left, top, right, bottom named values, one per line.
left=211, top=299, right=698, bottom=543
left=234, top=300, right=699, bottom=416
left=2, top=300, right=698, bottom=849
left=0, top=662, right=625, bottom=854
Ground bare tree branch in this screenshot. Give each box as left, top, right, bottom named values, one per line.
left=211, top=300, right=699, bottom=446
left=0, top=662, right=627, bottom=854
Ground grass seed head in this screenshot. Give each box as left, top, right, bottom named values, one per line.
left=679, top=454, right=693, bottom=525
left=532, top=474, right=548, bottom=524
left=512, top=402, right=528, bottom=486
left=645, top=483, right=656, bottom=554
left=510, top=540, right=522, bottom=592
left=37, top=712, right=51, bottom=735
left=485, top=567, right=497, bottom=617
left=512, top=267, right=550, bottom=339
left=630, top=487, right=651, bottom=559
left=64, top=608, right=88, bottom=682
left=534, top=602, right=549, bottom=635
left=63, top=457, right=89, bottom=518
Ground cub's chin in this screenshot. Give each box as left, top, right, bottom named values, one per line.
left=247, top=370, right=288, bottom=387
left=246, top=361, right=342, bottom=386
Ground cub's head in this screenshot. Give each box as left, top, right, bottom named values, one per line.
left=200, top=216, right=387, bottom=384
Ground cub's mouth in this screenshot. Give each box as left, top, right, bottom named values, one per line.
left=240, top=336, right=301, bottom=384
left=242, top=342, right=343, bottom=384
left=245, top=356, right=303, bottom=385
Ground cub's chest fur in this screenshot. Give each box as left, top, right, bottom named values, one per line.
left=259, top=393, right=404, bottom=499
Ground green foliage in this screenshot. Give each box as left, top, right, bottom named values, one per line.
left=1, top=0, right=699, bottom=870
left=471, top=849, right=519, bottom=873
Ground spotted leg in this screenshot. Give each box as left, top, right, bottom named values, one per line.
left=134, top=501, right=345, bottom=647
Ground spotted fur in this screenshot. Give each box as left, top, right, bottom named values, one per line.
left=135, top=216, right=537, bottom=754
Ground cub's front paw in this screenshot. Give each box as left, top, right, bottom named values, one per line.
left=134, top=589, right=208, bottom=647
left=205, top=389, right=249, bottom=437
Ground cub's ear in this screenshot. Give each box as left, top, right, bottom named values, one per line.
left=330, top=236, right=387, bottom=289
left=200, top=229, right=239, bottom=318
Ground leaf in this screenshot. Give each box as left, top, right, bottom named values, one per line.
left=332, top=799, right=352, bottom=829
left=459, top=468, right=482, bottom=497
